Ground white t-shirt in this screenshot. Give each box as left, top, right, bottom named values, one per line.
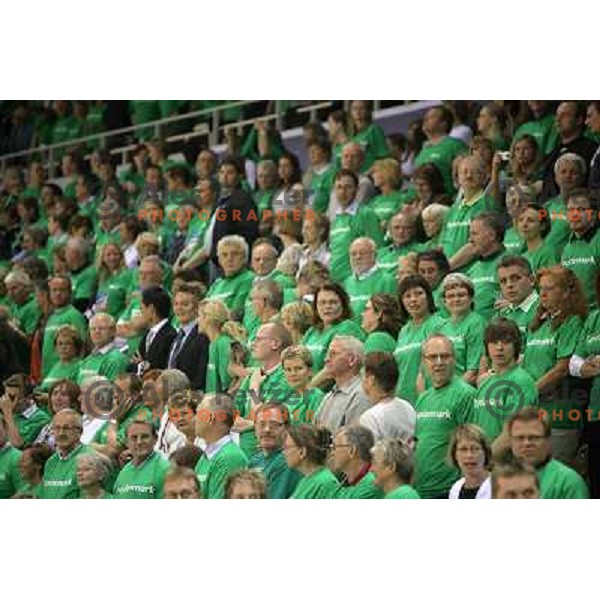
left=359, top=397, right=416, bottom=442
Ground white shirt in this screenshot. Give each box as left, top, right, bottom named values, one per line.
left=204, top=433, right=235, bottom=460
left=448, top=476, right=492, bottom=499
left=359, top=397, right=416, bottom=442
left=167, top=321, right=197, bottom=368
left=124, top=244, right=139, bottom=269
left=145, top=318, right=169, bottom=352
left=155, top=410, right=187, bottom=458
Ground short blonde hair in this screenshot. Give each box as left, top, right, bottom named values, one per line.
left=280, top=301, right=314, bottom=337
left=281, top=344, right=314, bottom=369
left=217, top=235, right=249, bottom=262
left=373, top=158, right=402, bottom=188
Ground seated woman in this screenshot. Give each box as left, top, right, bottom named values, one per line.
left=418, top=203, right=450, bottom=252
left=76, top=451, right=115, bottom=499
left=38, top=325, right=83, bottom=393
left=298, top=213, right=330, bottom=272
left=17, top=443, right=52, bottom=498
left=448, top=424, right=492, bottom=499
left=362, top=293, right=403, bottom=354
left=518, top=202, right=558, bottom=271
left=34, top=379, right=81, bottom=449
left=281, top=302, right=314, bottom=345
left=281, top=345, right=324, bottom=425
left=225, top=469, right=267, bottom=499
left=284, top=424, right=339, bottom=499
left=92, top=242, right=134, bottom=318
left=371, top=438, right=420, bottom=499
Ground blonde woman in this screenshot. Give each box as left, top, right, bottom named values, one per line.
left=370, top=158, right=409, bottom=228
left=93, top=242, right=134, bottom=318
left=198, top=299, right=248, bottom=394
left=448, top=425, right=492, bottom=499
left=280, top=301, right=314, bottom=344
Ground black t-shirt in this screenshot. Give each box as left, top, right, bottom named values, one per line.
left=458, top=484, right=481, bottom=499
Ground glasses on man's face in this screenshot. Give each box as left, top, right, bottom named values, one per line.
left=424, top=353, right=453, bottom=363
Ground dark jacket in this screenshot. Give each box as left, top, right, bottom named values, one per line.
left=138, top=321, right=177, bottom=370
left=169, top=325, right=210, bottom=391
left=210, top=188, right=259, bottom=263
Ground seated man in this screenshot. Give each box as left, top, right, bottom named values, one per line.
left=0, top=373, right=51, bottom=448
left=506, top=407, right=588, bottom=499
left=64, top=236, right=98, bottom=313
left=344, top=238, right=396, bottom=325
left=248, top=403, right=302, bottom=499
left=491, top=460, right=540, bottom=499
left=315, top=336, right=371, bottom=435
left=163, top=466, right=202, bottom=499
left=41, top=409, right=89, bottom=499
left=113, top=419, right=170, bottom=499
left=329, top=425, right=383, bottom=499
left=195, top=393, right=248, bottom=499
left=137, top=287, right=176, bottom=371
left=77, top=313, right=128, bottom=384
left=360, top=352, right=416, bottom=442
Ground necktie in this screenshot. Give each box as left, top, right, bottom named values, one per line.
left=168, top=329, right=186, bottom=368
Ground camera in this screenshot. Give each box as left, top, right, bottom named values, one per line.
left=498, top=151, right=511, bottom=162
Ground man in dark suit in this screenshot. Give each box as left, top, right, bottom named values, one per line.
left=167, top=285, right=209, bottom=390
left=208, top=157, right=259, bottom=273
left=138, top=287, right=176, bottom=371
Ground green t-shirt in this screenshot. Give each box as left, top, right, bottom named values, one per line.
left=0, top=444, right=23, bottom=499
left=254, top=189, right=277, bottom=219
left=385, top=484, right=421, bottom=499
left=113, top=451, right=170, bottom=499
left=414, top=136, right=468, bottom=195
left=308, top=164, right=336, bottom=214
left=376, top=242, right=420, bottom=275
left=413, top=376, right=474, bottom=498
left=329, top=206, right=384, bottom=282
left=364, top=331, right=397, bottom=354
left=248, top=449, right=302, bottom=499
left=284, top=388, right=325, bottom=425
left=206, top=334, right=235, bottom=394
left=472, top=365, right=538, bottom=440
left=335, top=471, right=383, bottom=499
left=76, top=347, right=129, bottom=385
left=543, top=196, right=571, bottom=257
left=302, top=319, right=366, bottom=373
left=352, top=123, right=390, bottom=173
left=11, top=294, right=41, bottom=336
left=39, top=359, right=81, bottom=392
left=344, top=267, right=397, bottom=325
left=70, top=265, right=98, bottom=305
left=503, top=227, right=525, bottom=255
left=538, top=458, right=589, bottom=499
left=574, top=310, right=600, bottom=422
left=494, top=292, right=540, bottom=342
left=465, top=249, right=505, bottom=320
left=195, top=439, right=249, bottom=499
left=394, top=314, right=445, bottom=404
left=439, top=311, right=486, bottom=376
left=513, top=114, right=559, bottom=157
left=97, top=269, right=135, bottom=319
left=291, top=467, right=339, bottom=499
left=206, top=269, right=255, bottom=318
left=368, top=190, right=407, bottom=224
left=42, top=305, right=88, bottom=377
left=41, top=444, right=91, bottom=499
left=560, top=228, right=600, bottom=308
left=523, top=315, right=583, bottom=429
left=94, top=405, right=154, bottom=447
left=440, top=194, right=493, bottom=260
left=15, top=404, right=52, bottom=446
left=522, top=243, right=559, bottom=273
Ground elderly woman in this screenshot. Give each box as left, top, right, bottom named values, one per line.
left=518, top=202, right=557, bottom=271
left=370, top=158, right=409, bottom=227
left=448, top=425, right=492, bottom=499
left=376, top=211, right=419, bottom=274
left=371, top=438, right=420, bottom=499
left=439, top=273, right=486, bottom=386
left=205, top=235, right=255, bottom=320
left=298, top=213, right=330, bottom=272
left=76, top=451, right=115, bottom=499
left=225, top=469, right=268, bottom=499
left=301, top=282, right=365, bottom=374
left=418, top=203, right=449, bottom=252
left=38, top=325, right=84, bottom=392
left=284, top=424, right=339, bottom=499
left=523, top=266, right=588, bottom=465
left=281, top=301, right=314, bottom=345
left=362, top=293, right=403, bottom=354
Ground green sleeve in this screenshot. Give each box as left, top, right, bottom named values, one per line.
left=456, top=385, right=475, bottom=425
left=101, top=352, right=129, bottom=381
left=465, top=319, right=485, bottom=371
left=369, top=124, right=391, bottom=161
left=207, top=451, right=249, bottom=499
left=155, top=459, right=171, bottom=499
left=355, top=207, right=385, bottom=247
left=19, top=410, right=51, bottom=445
left=216, top=336, right=233, bottom=392
left=556, top=317, right=583, bottom=359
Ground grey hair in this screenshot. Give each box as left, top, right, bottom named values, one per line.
left=331, top=335, right=365, bottom=365
left=78, top=451, right=113, bottom=483
left=342, top=141, right=365, bottom=158
left=158, top=369, right=191, bottom=396
left=251, top=279, right=283, bottom=310
left=54, top=408, right=83, bottom=430
left=90, top=312, right=116, bottom=329
left=459, top=154, right=487, bottom=179
left=350, top=237, right=377, bottom=253
left=441, top=272, right=474, bottom=296
left=257, top=159, right=278, bottom=175
left=422, top=203, right=450, bottom=222
left=276, top=243, right=303, bottom=278
left=554, top=152, right=587, bottom=179
left=421, top=334, right=455, bottom=357
left=339, top=425, right=375, bottom=462
left=218, top=235, right=249, bottom=263
left=4, top=269, right=33, bottom=290
left=66, top=236, right=91, bottom=257
left=372, top=438, right=414, bottom=482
